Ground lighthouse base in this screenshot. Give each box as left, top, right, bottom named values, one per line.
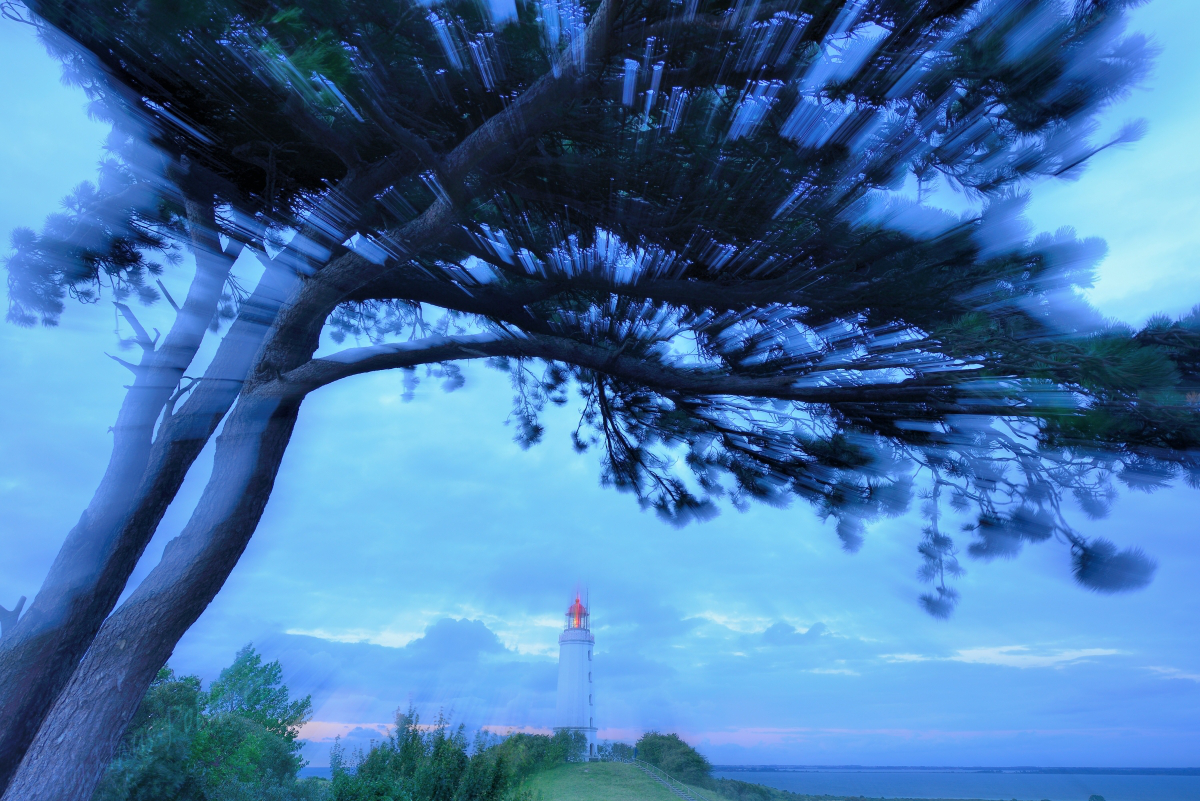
left=553, top=726, right=598, bottom=760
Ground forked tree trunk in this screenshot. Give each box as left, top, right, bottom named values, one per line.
left=1, top=391, right=304, bottom=801
left=0, top=8, right=619, bottom=783
left=0, top=323, right=549, bottom=799
left=0, top=203, right=240, bottom=790
left=0, top=252, right=298, bottom=796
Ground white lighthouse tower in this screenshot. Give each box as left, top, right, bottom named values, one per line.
left=554, top=592, right=597, bottom=758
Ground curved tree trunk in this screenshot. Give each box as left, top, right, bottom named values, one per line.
left=0, top=201, right=239, bottom=790
left=0, top=5, right=623, bottom=783
left=1, top=390, right=304, bottom=801
left=0, top=323, right=552, bottom=800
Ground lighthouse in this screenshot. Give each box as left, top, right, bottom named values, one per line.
left=554, top=592, right=597, bottom=758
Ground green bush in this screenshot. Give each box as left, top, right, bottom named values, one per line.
left=328, top=710, right=585, bottom=801
left=710, top=778, right=774, bottom=801
left=626, top=733, right=795, bottom=801
left=634, top=732, right=712, bottom=785
left=97, top=645, right=584, bottom=801
left=93, top=645, right=324, bottom=801
left=599, top=741, right=635, bottom=761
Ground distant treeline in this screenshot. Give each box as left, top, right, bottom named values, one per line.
left=328, top=714, right=585, bottom=800
left=92, top=644, right=588, bottom=801
left=95, top=646, right=810, bottom=801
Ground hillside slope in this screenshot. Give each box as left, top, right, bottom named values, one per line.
left=524, top=762, right=683, bottom=801
left=524, top=761, right=999, bottom=801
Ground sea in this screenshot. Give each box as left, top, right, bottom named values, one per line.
left=711, top=766, right=1200, bottom=801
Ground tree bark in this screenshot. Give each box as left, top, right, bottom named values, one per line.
left=0, top=201, right=240, bottom=790
left=295, top=331, right=990, bottom=412
left=1, top=390, right=303, bottom=801
left=0, top=600, right=25, bottom=639
left=0, top=139, right=435, bottom=788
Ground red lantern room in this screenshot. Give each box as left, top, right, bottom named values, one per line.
left=565, top=593, right=589, bottom=630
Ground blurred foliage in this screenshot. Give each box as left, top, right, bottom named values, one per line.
left=8, top=0, right=1199, bottom=615
left=4, top=131, right=184, bottom=326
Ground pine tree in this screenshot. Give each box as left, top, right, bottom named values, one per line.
left=3, top=0, right=1198, bottom=797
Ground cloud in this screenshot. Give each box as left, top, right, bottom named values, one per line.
left=876, top=646, right=1123, bottom=669
left=263, top=618, right=557, bottom=726
left=405, top=618, right=507, bottom=662
left=285, top=627, right=424, bottom=648
left=1146, top=666, right=1200, bottom=683
left=300, top=721, right=393, bottom=743
left=690, top=611, right=772, bottom=633
left=287, top=618, right=509, bottom=665
left=760, top=621, right=828, bottom=647
left=950, top=646, right=1120, bottom=669
left=881, top=653, right=931, bottom=663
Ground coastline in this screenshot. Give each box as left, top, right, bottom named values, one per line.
left=712, top=766, right=1200, bottom=776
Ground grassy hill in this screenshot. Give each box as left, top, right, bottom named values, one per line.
left=524, top=762, right=682, bottom=801
left=522, top=761, right=998, bottom=801
left=522, top=761, right=815, bottom=801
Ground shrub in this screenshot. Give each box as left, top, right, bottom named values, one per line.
left=634, top=732, right=712, bottom=785
left=328, top=710, right=583, bottom=801
left=93, top=646, right=323, bottom=801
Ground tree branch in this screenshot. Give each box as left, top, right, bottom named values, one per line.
left=0, top=599, right=24, bottom=640
left=283, top=331, right=1019, bottom=416
left=254, top=0, right=625, bottom=378
left=114, top=303, right=154, bottom=351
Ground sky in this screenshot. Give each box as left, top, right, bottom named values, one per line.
left=2, top=1, right=1199, bottom=770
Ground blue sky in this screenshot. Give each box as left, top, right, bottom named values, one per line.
left=2, top=2, right=1199, bottom=769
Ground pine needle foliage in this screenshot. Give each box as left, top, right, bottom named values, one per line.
left=8, top=0, right=1198, bottom=615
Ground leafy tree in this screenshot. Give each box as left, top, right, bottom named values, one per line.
left=92, top=647, right=322, bottom=801
left=709, top=778, right=777, bottom=801
left=206, top=644, right=314, bottom=744
left=2, top=0, right=1197, bottom=797
left=491, top=730, right=587, bottom=775
left=188, top=715, right=312, bottom=800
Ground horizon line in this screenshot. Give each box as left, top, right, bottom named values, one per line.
left=710, top=765, right=1200, bottom=775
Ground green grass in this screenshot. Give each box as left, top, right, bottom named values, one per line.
left=523, top=761, right=684, bottom=801
left=522, top=763, right=1002, bottom=801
